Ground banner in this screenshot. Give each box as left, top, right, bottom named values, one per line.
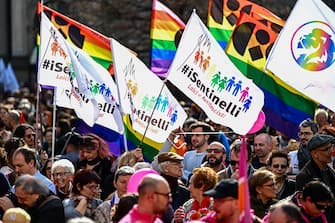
left=225, top=12, right=317, bottom=138
left=40, top=12, right=123, bottom=132
left=150, top=0, right=185, bottom=77
left=266, top=0, right=335, bottom=111
left=167, top=11, right=264, bottom=135
left=111, top=38, right=187, bottom=142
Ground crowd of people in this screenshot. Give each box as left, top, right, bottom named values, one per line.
left=0, top=88, right=335, bottom=223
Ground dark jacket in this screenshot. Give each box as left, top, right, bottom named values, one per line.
left=250, top=196, right=277, bottom=219
left=161, top=174, right=190, bottom=210
left=295, top=159, right=335, bottom=194
left=297, top=144, right=311, bottom=170
left=278, top=176, right=296, bottom=200
left=28, top=194, right=65, bottom=223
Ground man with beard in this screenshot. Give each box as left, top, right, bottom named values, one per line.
left=252, top=133, right=272, bottom=169
left=296, top=119, right=318, bottom=170
left=202, top=141, right=226, bottom=173
left=118, top=174, right=171, bottom=223
left=182, top=122, right=214, bottom=185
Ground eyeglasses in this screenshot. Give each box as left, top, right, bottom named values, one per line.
left=298, top=131, right=313, bottom=137
left=84, top=184, right=100, bottom=191
left=52, top=172, right=70, bottom=178
left=207, top=148, right=224, bottom=154
left=230, top=160, right=239, bottom=166
left=314, top=202, right=329, bottom=210
left=155, top=191, right=172, bottom=199
left=272, top=164, right=287, bottom=169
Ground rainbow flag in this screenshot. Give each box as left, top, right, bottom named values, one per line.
left=36, top=2, right=113, bottom=73
left=226, top=12, right=318, bottom=138
left=150, top=0, right=185, bottom=77
left=207, top=0, right=284, bottom=50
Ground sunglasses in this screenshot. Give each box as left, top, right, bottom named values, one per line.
left=230, top=160, right=239, bottom=166
left=314, top=202, right=329, bottom=210
left=272, top=164, right=287, bottom=169
left=207, top=148, right=224, bottom=154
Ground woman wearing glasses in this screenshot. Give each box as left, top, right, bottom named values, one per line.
left=51, top=159, right=75, bottom=201
left=249, top=169, right=278, bottom=219
left=267, top=151, right=296, bottom=200
left=63, top=169, right=103, bottom=222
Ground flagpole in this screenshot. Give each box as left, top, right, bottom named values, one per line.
left=139, top=79, right=166, bottom=148
left=51, top=88, right=57, bottom=162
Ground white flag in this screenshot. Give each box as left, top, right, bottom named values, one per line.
left=167, top=11, right=264, bottom=135
left=111, top=38, right=187, bottom=142
left=40, top=12, right=123, bottom=132
left=266, top=0, right=335, bottom=111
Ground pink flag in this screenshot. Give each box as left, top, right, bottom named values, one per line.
left=238, top=136, right=251, bottom=223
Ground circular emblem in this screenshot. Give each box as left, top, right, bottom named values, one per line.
left=291, top=21, right=335, bottom=71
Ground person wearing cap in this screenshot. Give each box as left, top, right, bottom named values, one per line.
left=295, top=134, right=335, bottom=194
left=2, top=207, right=31, bottom=223
left=156, top=152, right=190, bottom=211
left=200, top=179, right=239, bottom=223
left=202, top=141, right=226, bottom=173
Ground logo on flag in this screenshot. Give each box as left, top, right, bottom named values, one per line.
left=291, top=21, right=335, bottom=71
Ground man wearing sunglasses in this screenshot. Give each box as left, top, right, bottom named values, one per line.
left=202, top=141, right=227, bottom=173
left=289, top=181, right=333, bottom=223
left=218, top=139, right=255, bottom=180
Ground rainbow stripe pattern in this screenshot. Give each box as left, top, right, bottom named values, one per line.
left=150, top=0, right=185, bottom=77
left=225, top=11, right=318, bottom=138
left=37, top=3, right=113, bottom=73
left=207, top=0, right=284, bottom=50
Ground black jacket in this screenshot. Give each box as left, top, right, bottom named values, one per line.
left=27, top=194, right=65, bottom=223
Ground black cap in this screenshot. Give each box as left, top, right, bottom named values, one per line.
left=203, top=179, right=238, bottom=199
left=307, top=134, right=335, bottom=151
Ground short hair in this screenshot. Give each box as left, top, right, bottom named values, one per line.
left=191, top=167, right=218, bottom=192
left=230, top=139, right=252, bottom=161
left=112, top=193, right=138, bottom=222
left=51, top=159, right=75, bottom=174
left=118, top=152, right=137, bottom=168
left=15, top=175, right=49, bottom=197
left=137, top=174, right=166, bottom=196
left=267, top=151, right=289, bottom=167
left=72, top=169, right=101, bottom=195
left=299, top=118, right=319, bottom=134
left=190, top=121, right=216, bottom=143
left=13, top=124, right=35, bottom=138
left=314, top=108, right=328, bottom=120
left=114, top=166, right=135, bottom=182
left=249, top=169, right=275, bottom=197
left=12, top=147, right=37, bottom=168
left=301, top=181, right=334, bottom=203
left=269, top=201, right=304, bottom=223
